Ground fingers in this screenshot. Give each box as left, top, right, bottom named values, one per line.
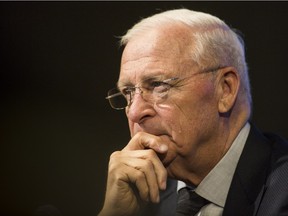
left=125, top=150, right=167, bottom=190
left=123, top=132, right=168, bottom=193
left=123, top=151, right=167, bottom=202
left=123, top=132, right=168, bottom=154
left=110, top=149, right=167, bottom=203
left=102, top=131, right=169, bottom=215
left=102, top=154, right=149, bottom=216
left=122, top=164, right=150, bottom=202
left=125, top=158, right=159, bottom=202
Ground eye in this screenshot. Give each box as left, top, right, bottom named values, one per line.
left=150, top=81, right=164, bottom=87
left=121, top=87, right=134, bottom=99
left=150, top=81, right=171, bottom=93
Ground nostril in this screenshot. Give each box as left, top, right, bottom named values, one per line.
left=139, top=115, right=151, bottom=123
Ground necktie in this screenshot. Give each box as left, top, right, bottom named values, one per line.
left=176, top=187, right=209, bottom=216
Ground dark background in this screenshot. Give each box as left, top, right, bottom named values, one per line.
left=1, top=2, right=288, bottom=216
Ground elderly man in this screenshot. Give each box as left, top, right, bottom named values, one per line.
left=99, top=9, right=288, bottom=216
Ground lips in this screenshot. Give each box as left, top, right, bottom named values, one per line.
left=132, top=123, right=169, bottom=137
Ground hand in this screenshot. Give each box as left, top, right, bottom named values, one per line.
left=98, top=132, right=169, bottom=216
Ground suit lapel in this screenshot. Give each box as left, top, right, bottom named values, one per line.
left=223, top=124, right=272, bottom=216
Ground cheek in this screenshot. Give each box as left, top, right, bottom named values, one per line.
left=156, top=105, right=192, bottom=148
left=128, top=120, right=138, bottom=137
left=160, top=84, right=217, bottom=148
left=162, top=110, right=197, bottom=150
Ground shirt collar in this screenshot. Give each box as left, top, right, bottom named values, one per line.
left=177, top=123, right=251, bottom=207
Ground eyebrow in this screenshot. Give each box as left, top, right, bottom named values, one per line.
left=116, top=80, right=132, bottom=89
left=117, top=74, right=167, bottom=89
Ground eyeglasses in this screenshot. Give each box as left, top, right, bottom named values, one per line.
left=106, top=77, right=178, bottom=110
left=106, top=67, right=221, bottom=110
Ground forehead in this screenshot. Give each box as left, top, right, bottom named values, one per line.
left=118, top=23, right=197, bottom=86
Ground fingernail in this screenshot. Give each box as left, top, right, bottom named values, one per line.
left=159, top=144, right=168, bottom=152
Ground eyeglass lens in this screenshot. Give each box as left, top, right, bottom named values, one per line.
left=107, top=88, right=127, bottom=109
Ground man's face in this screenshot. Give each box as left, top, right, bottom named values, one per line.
left=118, top=25, right=223, bottom=182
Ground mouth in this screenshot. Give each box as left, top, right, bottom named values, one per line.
left=131, top=125, right=178, bottom=166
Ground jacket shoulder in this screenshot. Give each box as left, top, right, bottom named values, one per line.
left=264, top=132, right=288, bottom=168
left=255, top=132, right=288, bottom=215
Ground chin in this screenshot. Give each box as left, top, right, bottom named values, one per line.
left=161, top=150, right=177, bottom=168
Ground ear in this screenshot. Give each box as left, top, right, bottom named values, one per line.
left=216, top=67, right=240, bottom=114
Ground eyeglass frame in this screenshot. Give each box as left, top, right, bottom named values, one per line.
left=106, top=66, right=223, bottom=110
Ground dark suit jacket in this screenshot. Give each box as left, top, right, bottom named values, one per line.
left=141, top=124, right=288, bottom=215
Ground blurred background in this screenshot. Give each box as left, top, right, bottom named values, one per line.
left=1, top=2, right=287, bottom=216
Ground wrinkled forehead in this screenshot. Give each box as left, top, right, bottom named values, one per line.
left=118, top=23, right=197, bottom=86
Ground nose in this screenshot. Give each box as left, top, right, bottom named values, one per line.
left=128, top=87, right=143, bottom=104
left=126, top=92, right=156, bottom=124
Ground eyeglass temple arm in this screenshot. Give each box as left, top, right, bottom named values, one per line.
left=106, top=92, right=123, bottom=99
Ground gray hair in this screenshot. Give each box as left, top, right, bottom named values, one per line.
left=120, top=8, right=252, bottom=106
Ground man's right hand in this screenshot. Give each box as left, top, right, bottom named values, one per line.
left=98, top=132, right=169, bottom=216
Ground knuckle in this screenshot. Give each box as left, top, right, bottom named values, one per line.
left=110, top=151, right=121, bottom=159
left=113, top=171, right=124, bottom=181
left=108, top=151, right=122, bottom=171
left=144, top=159, right=153, bottom=170
left=145, top=149, right=157, bottom=158
left=134, top=131, right=145, bottom=140
left=135, top=170, right=145, bottom=180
